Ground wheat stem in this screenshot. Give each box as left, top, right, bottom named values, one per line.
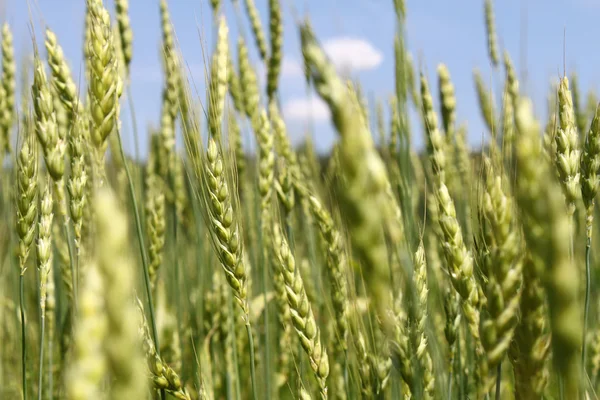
left=37, top=311, right=45, bottom=400
left=20, top=274, right=27, bottom=400
left=115, top=114, right=160, bottom=352
left=245, top=322, right=259, bottom=400
left=584, top=236, right=592, bottom=394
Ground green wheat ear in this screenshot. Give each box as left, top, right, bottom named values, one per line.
left=421, top=71, right=480, bottom=347
left=581, top=102, right=600, bottom=236
left=514, top=97, right=581, bottom=398
left=474, top=69, right=496, bottom=135
left=484, top=0, right=499, bottom=67
left=65, top=259, right=107, bottom=400
left=87, top=0, right=122, bottom=171
left=301, top=21, right=395, bottom=334
left=267, top=0, right=283, bottom=101
left=16, top=131, right=38, bottom=273
left=137, top=298, right=190, bottom=400
left=243, top=0, right=268, bottom=61
left=555, top=76, right=582, bottom=216
left=115, top=0, right=133, bottom=74
left=202, top=137, right=250, bottom=316
left=208, top=16, right=229, bottom=141
left=94, top=188, right=148, bottom=400
left=479, top=158, right=522, bottom=392
left=274, top=225, right=329, bottom=399
left=45, top=28, right=83, bottom=117
left=0, top=23, right=15, bottom=154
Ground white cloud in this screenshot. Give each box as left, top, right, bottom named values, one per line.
left=283, top=96, right=330, bottom=122
left=323, top=37, right=383, bottom=72
left=272, top=38, right=383, bottom=79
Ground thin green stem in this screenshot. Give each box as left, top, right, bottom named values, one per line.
left=169, top=192, right=185, bottom=383
left=391, top=373, right=400, bottom=399
left=343, top=352, right=349, bottom=400
left=226, top=374, right=233, bottom=400
left=566, top=216, right=573, bottom=400
left=125, top=85, right=144, bottom=224
left=229, top=293, right=242, bottom=400
left=447, top=352, right=454, bottom=399
left=74, top=251, right=79, bottom=312
left=583, top=233, right=592, bottom=399
left=189, top=176, right=206, bottom=346
left=55, top=180, right=77, bottom=312
left=115, top=126, right=166, bottom=400
left=495, top=362, right=501, bottom=400
left=48, top=323, right=53, bottom=400
left=245, top=322, right=259, bottom=400
left=20, top=273, right=27, bottom=400
left=258, top=215, right=272, bottom=400
left=38, top=315, right=45, bottom=400
left=125, top=83, right=140, bottom=164
left=560, top=373, right=565, bottom=400
left=63, top=220, right=77, bottom=312
left=114, top=126, right=160, bottom=352
left=457, top=331, right=463, bottom=400
left=285, top=211, right=294, bottom=250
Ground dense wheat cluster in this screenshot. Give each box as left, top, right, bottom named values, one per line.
left=1, top=0, right=599, bottom=399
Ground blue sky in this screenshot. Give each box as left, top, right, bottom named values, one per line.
left=7, top=0, right=600, bottom=156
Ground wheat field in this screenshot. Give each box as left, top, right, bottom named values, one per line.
left=0, top=0, right=597, bottom=399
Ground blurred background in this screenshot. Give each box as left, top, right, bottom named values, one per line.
left=5, top=0, right=598, bottom=154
